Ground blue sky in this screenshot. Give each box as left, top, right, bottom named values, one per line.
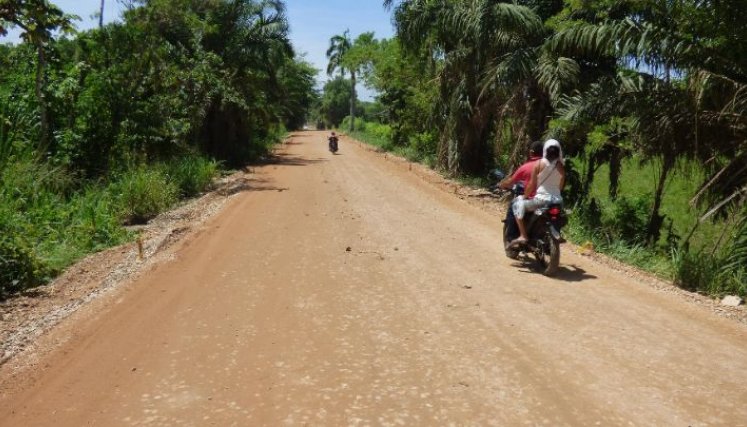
left=286, top=0, right=394, bottom=99
left=1, top=0, right=394, bottom=100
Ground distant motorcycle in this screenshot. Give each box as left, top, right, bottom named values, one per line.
left=328, top=135, right=339, bottom=153
left=489, top=169, right=566, bottom=276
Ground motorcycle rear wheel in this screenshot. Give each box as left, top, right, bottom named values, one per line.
left=534, top=232, right=560, bottom=276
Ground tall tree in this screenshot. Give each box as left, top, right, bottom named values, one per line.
left=326, top=29, right=355, bottom=132
left=385, top=0, right=548, bottom=175
left=318, top=76, right=353, bottom=128
left=0, top=0, right=77, bottom=153
left=548, top=0, right=747, bottom=243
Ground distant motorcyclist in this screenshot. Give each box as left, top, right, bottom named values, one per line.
left=328, top=131, right=339, bottom=153
left=510, top=139, right=566, bottom=248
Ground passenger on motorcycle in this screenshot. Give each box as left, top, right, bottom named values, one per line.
left=510, top=139, right=565, bottom=247
left=499, top=141, right=544, bottom=241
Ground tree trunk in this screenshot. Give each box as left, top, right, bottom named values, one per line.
left=35, top=43, right=49, bottom=154
left=582, top=152, right=597, bottom=202
left=647, top=156, right=674, bottom=245
left=459, top=121, right=484, bottom=175
left=608, top=145, right=622, bottom=201
left=349, top=71, right=356, bottom=132
left=527, top=82, right=552, bottom=142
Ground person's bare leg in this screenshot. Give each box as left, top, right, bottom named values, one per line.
left=514, top=217, right=528, bottom=243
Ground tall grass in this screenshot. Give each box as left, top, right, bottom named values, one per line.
left=671, top=248, right=747, bottom=296
left=586, top=159, right=720, bottom=249
left=161, top=155, right=220, bottom=197
left=346, top=120, right=438, bottom=167
left=110, top=168, right=179, bottom=225
left=570, top=159, right=745, bottom=296
left=0, top=157, right=129, bottom=296
left=0, top=152, right=222, bottom=298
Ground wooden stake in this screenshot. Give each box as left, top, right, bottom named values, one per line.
left=137, top=237, right=144, bottom=260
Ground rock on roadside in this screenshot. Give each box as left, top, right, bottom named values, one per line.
left=721, top=295, right=744, bottom=307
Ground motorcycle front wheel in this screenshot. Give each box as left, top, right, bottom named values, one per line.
left=534, top=232, right=560, bottom=276
left=502, top=221, right=519, bottom=259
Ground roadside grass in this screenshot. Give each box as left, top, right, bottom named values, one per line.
left=585, top=159, right=721, bottom=251
left=564, top=217, right=675, bottom=279
left=575, top=158, right=746, bottom=296
left=0, top=158, right=130, bottom=295
left=1, top=153, right=222, bottom=298
left=110, top=167, right=180, bottom=225
left=161, top=155, right=220, bottom=198
left=345, top=122, right=438, bottom=168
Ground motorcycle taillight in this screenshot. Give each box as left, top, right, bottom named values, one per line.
left=548, top=207, right=561, bottom=216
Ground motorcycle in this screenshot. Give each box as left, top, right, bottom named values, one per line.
left=328, top=136, right=339, bottom=153
left=489, top=169, right=566, bottom=276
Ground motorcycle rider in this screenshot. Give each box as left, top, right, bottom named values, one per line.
left=499, top=140, right=544, bottom=242
left=499, top=140, right=544, bottom=191
left=510, top=139, right=566, bottom=248
left=328, top=131, right=339, bottom=153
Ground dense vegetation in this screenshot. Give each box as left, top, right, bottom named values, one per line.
left=0, top=0, right=316, bottom=297
left=326, top=0, right=746, bottom=296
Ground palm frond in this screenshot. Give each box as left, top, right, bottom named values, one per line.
left=535, top=51, right=580, bottom=102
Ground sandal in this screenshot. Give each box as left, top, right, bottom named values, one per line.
left=509, top=237, right=527, bottom=249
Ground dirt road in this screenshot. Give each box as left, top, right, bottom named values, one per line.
left=1, top=131, right=746, bottom=426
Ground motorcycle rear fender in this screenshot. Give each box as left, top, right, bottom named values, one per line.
left=549, top=224, right=561, bottom=241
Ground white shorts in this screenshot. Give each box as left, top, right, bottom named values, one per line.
left=513, top=194, right=562, bottom=219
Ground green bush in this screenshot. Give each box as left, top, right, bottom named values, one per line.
left=366, top=122, right=392, bottom=141
left=346, top=120, right=395, bottom=153
left=671, top=249, right=721, bottom=293
left=348, top=119, right=438, bottom=166
left=408, top=131, right=437, bottom=160
left=341, top=116, right=368, bottom=132
left=0, top=156, right=130, bottom=296
left=603, top=196, right=650, bottom=245
left=162, top=155, right=220, bottom=197
left=671, top=248, right=746, bottom=296
left=0, top=233, right=43, bottom=297
left=111, top=168, right=178, bottom=224
left=0, top=154, right=221, bottom=297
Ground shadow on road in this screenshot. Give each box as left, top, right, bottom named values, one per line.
left=264, top=153, right=328, bottom=166
left=218, top=153, right=327, bottom=196
left=219, top=177, right=290, bottom=196
left=511, top=259, right=597, bottom=282
left=553, top=265, right=597, bottom=282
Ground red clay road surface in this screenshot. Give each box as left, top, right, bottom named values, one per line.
left=1, top=131, right=746, bottom=426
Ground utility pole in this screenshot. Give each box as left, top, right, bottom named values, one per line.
left=99, top=0, right=104, bottom=28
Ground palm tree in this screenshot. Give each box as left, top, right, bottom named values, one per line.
left=547, top=1, right=746, bottom=244
left=326, top=30, right=355, bottom=131
left=0, top=2, right=77, bottom=154
left=386, top=0, right=547, bottom=175
left=194, top=0, right=295, bottom=163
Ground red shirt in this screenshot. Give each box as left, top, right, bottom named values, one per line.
left=511, top=156, right=541, bottom=197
